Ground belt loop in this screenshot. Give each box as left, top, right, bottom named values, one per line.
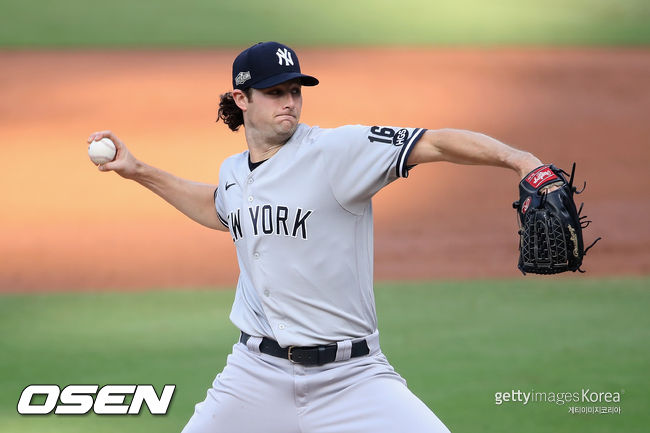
left=246, top=336, right=263, bottom=353
left=335, top=340, right=353, bottom=362
left=364, top=331, right=380, bottom=355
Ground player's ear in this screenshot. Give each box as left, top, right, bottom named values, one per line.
left=232, top=89, right=250, bottom=112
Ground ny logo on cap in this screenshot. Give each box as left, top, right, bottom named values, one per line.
left=276, top=48, right=294, bottom=66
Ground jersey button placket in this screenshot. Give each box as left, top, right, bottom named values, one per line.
left=246, top=179, right=253, bottom=200
left=246, top=175, right=254, bottom=201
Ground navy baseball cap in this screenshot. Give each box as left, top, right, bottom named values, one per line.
left=232, top=41, right=319, bottom=90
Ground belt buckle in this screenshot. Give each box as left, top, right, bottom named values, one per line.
left=287, top=346, right=297, bottom=364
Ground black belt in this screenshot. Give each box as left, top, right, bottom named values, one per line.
left=240, top=332, right=370, bottom=366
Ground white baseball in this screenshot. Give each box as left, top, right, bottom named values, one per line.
left=88, top=137, right=117, bottom=165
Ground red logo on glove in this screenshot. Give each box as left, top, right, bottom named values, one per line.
left=526, top=166, right=558, bottom=188
left=521, top=196, right=532, bottom=214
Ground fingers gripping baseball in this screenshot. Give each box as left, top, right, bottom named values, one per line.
left=87, top=131, right=139, bottom=179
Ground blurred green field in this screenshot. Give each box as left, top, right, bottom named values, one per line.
left=0, top=0, right=649, bottom=47
left=1, top=277, right=648, bottom=432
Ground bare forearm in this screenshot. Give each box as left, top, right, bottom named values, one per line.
left=131, top=161, right=224, bottom=230
left=88, top=131, right=226, bottom=231
left=409, top=129, right=543, bottom=178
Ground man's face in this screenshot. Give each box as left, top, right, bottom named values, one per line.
left=237, top=79, right=303, bottom=143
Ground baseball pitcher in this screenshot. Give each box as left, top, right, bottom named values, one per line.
left=88, top=41, right=596, bottom=432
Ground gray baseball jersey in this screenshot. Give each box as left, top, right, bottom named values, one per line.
left=215, top=123, right=426, bottom=347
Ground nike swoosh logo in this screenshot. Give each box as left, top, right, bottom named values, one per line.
left=225, top=182, right=236, bottom=191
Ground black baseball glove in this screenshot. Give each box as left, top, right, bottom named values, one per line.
left=513, top=164, right=600, bottom=274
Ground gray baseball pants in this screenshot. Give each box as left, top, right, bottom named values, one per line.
left=181, top=331, right=450, bottom=433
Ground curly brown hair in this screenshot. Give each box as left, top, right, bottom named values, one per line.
left=216, top=89, right=252, bottom=132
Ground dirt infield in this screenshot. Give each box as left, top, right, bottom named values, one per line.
left=1, top=48, right=648, bottom=292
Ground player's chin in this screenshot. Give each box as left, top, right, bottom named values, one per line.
left=275, top=118, right=298, bottom=135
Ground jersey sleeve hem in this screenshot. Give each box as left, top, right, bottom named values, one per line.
left=214, top=187, right=229, bottom=228
left=396, top=128, right=426, bottom=178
